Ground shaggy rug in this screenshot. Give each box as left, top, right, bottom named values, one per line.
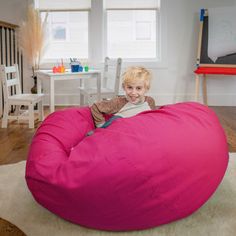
left=0, top=154, right=235, bottom=236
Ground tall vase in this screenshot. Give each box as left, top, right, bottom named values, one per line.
left=31, top=76, right=37, bottom=94
left=31, top=76, right=38, bottom=110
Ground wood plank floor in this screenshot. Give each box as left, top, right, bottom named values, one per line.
left=0, top=106, right=235, bottom=165
left=211, top=106, right=236, bottom=152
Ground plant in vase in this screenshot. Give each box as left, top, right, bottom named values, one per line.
left=18, top=5, right=48, bottom=94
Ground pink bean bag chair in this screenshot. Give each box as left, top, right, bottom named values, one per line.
left=26, top=102, right=228, bottom=231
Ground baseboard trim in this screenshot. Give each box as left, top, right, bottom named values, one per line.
left=42, top=93, right=236, bottom=107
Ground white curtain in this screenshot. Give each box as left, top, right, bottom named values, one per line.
left=35, top=0, right=91, bottom=10
left=105, top=0, right=160, bottom=9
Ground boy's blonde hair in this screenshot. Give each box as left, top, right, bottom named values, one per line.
left=122, top=66, right=151, bottom=90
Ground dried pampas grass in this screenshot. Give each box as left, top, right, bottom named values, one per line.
left=18, top=5, right=47, bottom=76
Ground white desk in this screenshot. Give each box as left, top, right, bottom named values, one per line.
left=37, top=70, right=102, bottom=113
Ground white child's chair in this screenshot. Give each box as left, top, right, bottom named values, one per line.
left=79, top=57, right=122, bottom=105
left=0, top=64, right=44, bottom=128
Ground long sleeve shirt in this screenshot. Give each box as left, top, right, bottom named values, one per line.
left=90, top=96, right=156, bottom=127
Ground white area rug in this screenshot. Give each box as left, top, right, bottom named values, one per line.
left=0, top=154, right=235, bottom=236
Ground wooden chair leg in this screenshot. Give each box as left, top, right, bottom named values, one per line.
left=0, top=83, right=2, bottom=118
left=202, top=74, right=208, bottom=105
left=28, top=103, right=34, bottom=129
left=87, top=95, right=93, bottom=106
left=80, top=94, right=87, bottom=106
left=80, top=94, right=84, bottom=106
left=1, top=103, right=9, bottom=128
left=38, top=101, right=44, bottom=121
left=195, top=74, right=200, bottom=102
left=80, top=93, right=91, bottom=106
left=15, top=105, right=20, bottom=116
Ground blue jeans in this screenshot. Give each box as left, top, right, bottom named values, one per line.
left=100, top=115, right=122, bottom=128
left=86, top=115, right=122, bottom=136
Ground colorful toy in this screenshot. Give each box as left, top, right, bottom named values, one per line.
left=52, top=59, right=65, bottom=73
left=60, top=59, right=65, bottom=73
left=84, top=65, right=89, bottom=72
left=52, top=66, right=58, bottom=73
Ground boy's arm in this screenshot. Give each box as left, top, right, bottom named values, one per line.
left=146, top=96, right=156, bottom=110
left=90, top=97, right=127, bottom=127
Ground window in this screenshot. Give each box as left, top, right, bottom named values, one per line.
left=35, top=0, right=163, bottom=64
left=105, top=0, right=160, bottom=60
left=35, top=0, right=90, bottom=61
left=41, top=11, right=88, bottom=59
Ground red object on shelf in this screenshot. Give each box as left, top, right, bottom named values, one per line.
left=194, top=67, right=236, bottom=75
left=52, top=66, right=58, bottom=73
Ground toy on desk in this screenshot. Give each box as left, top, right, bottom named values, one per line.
left=52, top=66, right=58, bottom=73
left=52, top=65, right=65, bottom=73
left=84, top=65, right=89, bottom=72
left=70, top=58, right=83, bottom=72
left=52, top=59, right=65, bottom=73
left=60, top=59, right=65, bottom=73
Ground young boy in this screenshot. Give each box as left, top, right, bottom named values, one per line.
left=90, top=66, right=156, bottom=129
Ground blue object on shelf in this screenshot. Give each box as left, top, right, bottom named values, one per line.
left=79, top=66, right=83, bottom=72
left=200, top=9, right=205, bottom=21
left=71, top=64, right=80, bottom=72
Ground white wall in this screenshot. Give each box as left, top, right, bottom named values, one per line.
left=156, top=0, right=236, bottom=106
left=0, top=0, right=31, bottom=94
left=1, top=0, right=236, bottom=106
left=0, top=0, right=28, bottom=24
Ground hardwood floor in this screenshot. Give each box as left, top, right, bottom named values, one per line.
left=0, top=106, right=235, bottom=165
left=0, top=106, right=62, bottom=165
left=0, top=218, right=26, bottom=236
left=211, top=106, right=236, bottom=152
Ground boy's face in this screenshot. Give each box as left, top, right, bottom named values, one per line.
left=123, top=80, right=148, bottom=104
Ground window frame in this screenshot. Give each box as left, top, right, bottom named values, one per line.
left=37, top=0, right=167, bottom=69
left=104, top=8, right=160, bottom=62
left=39, top=9, right=90, bottom=65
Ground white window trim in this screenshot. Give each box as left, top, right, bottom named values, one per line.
left=103, top=1, right=167, bottom=69
left=104, top=9, right=159, bottom=62
left=39, top=9, right=90, bottom=68
left=39, top=0, right=168, bottom=70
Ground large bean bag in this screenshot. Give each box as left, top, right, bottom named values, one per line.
left=26, top=102, right=228, bottom=231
